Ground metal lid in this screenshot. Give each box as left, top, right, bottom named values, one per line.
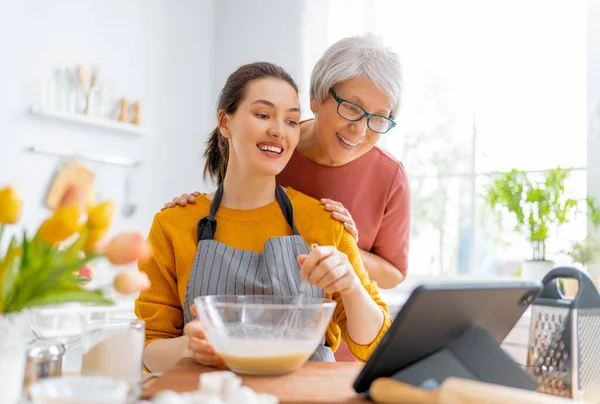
left=26, top=340, right=66, bottom=361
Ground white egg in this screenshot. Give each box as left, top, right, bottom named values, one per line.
left=153, top=371, right=275, bottom=404
left=152, top=390, right=188, bottom=404
left=182, top=391, right=227, bottom=404
left=199, top=371, right=241, bottom=397
left=221, top=376, right=244, bottom=401
left=256, top=393, right=279, bottom=404
left=225, top=386, right=258, bottom=404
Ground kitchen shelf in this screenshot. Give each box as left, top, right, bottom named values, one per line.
left=29, top=107, right=152, bottom=136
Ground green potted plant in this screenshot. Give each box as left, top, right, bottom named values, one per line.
left=567, top=236, right=600, bottom=271
left=482, top=167, right=597, bottom=281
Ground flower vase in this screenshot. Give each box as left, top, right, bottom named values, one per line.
left=0, top=311, right=32, bottom=404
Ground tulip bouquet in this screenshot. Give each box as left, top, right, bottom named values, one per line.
left=0, top=184, right=151, bottom=314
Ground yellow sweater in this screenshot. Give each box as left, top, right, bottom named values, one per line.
left=135, top=188, right=392, bottom=362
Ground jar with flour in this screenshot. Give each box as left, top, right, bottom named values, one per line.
left=80, top=318, right=145, bottom=401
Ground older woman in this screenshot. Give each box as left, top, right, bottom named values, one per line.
left=165, top=34, right=410, bottom=289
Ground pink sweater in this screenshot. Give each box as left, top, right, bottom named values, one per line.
left=276, top=145, right=410, bottom=274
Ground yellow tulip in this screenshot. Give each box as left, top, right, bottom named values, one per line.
left=104, top=232, right=152, bottom=265
left=38, top=206, right=82, bottom=245
left=87, top=201, right=115, bottom=229
left=0, top=186, right=23, bottom=224
left=83, top=226, right=110, bottom=252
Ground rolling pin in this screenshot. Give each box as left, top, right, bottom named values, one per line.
left=369, top=377, right=582, bottom=404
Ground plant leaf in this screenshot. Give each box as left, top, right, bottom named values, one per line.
left=20, top=290, right=113, bottom=311
left=20, top=230, right=31, bottom=269
left=1, top=236, right=19, bottom=311
left=0, top=235, right=17, bottom=282
left=0, top=224, right=5, bottom=256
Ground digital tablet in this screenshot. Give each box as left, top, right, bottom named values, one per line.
left=352, top=281, right=542, bottom=393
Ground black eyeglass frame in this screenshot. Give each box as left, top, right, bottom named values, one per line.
left=329, top=88, right=396, bottom=134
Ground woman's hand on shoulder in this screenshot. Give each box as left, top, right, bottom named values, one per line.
left=297, top=244, right=360, bottom=295
left=161, top=192, right=201, bottom=210
left=321, top=198, right=359, bottom=243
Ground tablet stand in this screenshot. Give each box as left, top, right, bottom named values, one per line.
left=385, top=327, right=539, bottom=391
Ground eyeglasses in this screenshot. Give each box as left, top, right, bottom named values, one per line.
left=329, top=89, right=396, bottom=134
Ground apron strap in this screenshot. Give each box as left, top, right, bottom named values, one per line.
left=197, top=185, right=224, bottom=241
left=198, top=185, right=299, bottom=241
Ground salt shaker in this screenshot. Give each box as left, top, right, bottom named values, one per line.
left=22, top=339, right=66, bottom=391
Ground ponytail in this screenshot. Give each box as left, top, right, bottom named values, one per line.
left=203, top=127, right=229, bottom=185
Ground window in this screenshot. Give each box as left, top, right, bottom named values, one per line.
left=317, top=0, right=588, bottom=277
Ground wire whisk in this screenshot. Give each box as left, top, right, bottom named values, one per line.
left=274, top=244, right=317, bottom=336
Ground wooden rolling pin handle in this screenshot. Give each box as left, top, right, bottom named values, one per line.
left=441, top=378, right=581, bottom=404
left=370, top=378, right=438, bottom=404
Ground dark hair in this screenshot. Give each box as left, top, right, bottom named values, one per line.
left=203, top=62, right=299, bottom=185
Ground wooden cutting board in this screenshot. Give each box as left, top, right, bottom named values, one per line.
left=142, top=358, right=368, bottom=404
left=45, top=158, right=95, bottom=210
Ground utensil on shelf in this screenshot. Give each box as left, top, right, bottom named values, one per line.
left=45, top=158, right=95, bottom=210
left=121, top=167, right=137, bottom=218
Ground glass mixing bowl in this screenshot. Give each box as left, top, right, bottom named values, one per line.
left=194, top=295, right=336, bottom=375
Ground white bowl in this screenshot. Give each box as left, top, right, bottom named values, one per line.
left=29, top=375, right=129, bottom=404
left=194, top=295, right=336, bottom=375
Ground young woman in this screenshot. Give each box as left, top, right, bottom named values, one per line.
left=135, top=62, right=391, bottom=373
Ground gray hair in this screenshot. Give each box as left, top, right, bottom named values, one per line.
left=310, top=33, right=402, bottom=118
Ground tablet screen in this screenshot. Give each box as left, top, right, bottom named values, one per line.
left=353, top=281, right=542, bottom=393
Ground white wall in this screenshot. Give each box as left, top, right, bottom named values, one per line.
left=589, top=0, right=600, bottom=234
left=212, top=0, right=331, bottom=123
left=0, top=0, right=215, bottom=240
left=212, top=0, right=304, bottom=104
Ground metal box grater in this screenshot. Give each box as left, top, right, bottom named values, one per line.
left=526, top=266, right=600, bottom=402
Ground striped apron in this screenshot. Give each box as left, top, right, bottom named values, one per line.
left=183, top=185, right=335, bottom=362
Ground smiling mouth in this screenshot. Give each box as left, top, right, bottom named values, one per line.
left=336, top=133, right=360, bottom=148
left=257, top=145, right=283, bottom=154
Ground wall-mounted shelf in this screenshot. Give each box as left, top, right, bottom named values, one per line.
left=29, top=107, right=152, bottom=137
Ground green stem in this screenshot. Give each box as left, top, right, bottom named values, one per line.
left=542, top=241, right=546, bottom=261
left=63, top=229, right=90, bottom=263
left=0, top=224, right=5, bottom=257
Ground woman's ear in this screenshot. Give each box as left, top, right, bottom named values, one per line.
left=217, top=110, right=231, bottom=139
left=310, top=98, right=320, bottom=115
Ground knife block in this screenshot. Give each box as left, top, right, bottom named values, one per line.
left=382, top=327, right=539, bottom=393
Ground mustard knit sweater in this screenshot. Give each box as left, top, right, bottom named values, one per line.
left=135, top=188, right=392, bottom=362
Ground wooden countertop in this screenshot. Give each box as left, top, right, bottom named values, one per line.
left=142, top=358, right=370, bottom=404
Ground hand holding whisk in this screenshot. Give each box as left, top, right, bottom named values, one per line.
left=276, top=243, right=361, bottom=335
left=296, top=244, right=360, bottom=296
left=275, top=244, right=319, bottom=336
